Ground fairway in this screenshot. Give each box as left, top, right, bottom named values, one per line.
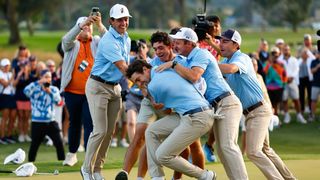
left=1, top=159, right=319, bottom=179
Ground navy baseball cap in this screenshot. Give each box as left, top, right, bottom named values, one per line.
left=215, top=29, right=242, bottom=46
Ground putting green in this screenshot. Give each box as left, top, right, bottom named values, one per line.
left=2, top=159, right=319, bottom=179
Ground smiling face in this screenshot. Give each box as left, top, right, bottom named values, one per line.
left=110, top=17, right=129, bottom=35
left=152, top=42, right=173, bottom=62
left=219, top=38, right=239, bottom=59
left=130, top=67, right=150, bottom=89
left=174, top=39, right=193, bottom=57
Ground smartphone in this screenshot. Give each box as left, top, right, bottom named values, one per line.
left=91, top=7, right=100, bottom=16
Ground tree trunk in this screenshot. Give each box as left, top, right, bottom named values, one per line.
left=26, top=18, right=34, bottom=36
left=178, top=0, right=185, bottom=25
left=292, top=23, right=298, bottom=33
left=5, top=0, right=21, bottom=45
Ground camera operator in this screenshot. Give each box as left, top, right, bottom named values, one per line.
left=196, top=15, right=222, bottom=61
left=194, top=15, right=222, bottom=164
left=61, top=9, right=107, bottom=167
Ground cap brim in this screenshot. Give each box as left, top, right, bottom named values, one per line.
left=169, top=34, right=181, bottom=40
left=111, top=15, right=132, bottom=19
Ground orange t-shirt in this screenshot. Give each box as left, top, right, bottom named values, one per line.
left=65, top=38, right=94, bottom=94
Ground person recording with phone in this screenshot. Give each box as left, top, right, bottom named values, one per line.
left=24, top=69, right=65, bottom=162
left=60, top=7, right=107, bottom=167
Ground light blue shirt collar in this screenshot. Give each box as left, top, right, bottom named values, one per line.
left=109, top=26, right=128, bottom=39
left=186, top=47, right=200, bottom=63
left=224, top=50, right=242, bottom=62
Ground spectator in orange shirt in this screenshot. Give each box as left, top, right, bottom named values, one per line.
left=60, top=12, right=106, bottom=167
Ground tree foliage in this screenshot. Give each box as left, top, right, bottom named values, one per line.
left=282, top=0, right=313, bottom=32
left=0, top=0, right=61, bottom=44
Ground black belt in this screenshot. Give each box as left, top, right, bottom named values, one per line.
left=210, top=91, right=232, bottom=109
left=183, top=106, right=211, bottom=116
left=243, top=101, right=263, bottom=115
left=90, top=75, right=118, bottom=85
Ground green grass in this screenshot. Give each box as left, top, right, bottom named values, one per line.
left=0, top=119, right=319, bottom=178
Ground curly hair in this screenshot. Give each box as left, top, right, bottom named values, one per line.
left=150, top=31, right=172, bottom=46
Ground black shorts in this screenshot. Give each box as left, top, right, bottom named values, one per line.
left=268, top=89, right=283, bottom=106
left=0, top=94, right=17, bottom=109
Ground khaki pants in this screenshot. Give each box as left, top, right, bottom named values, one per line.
left=213, top=94, right=248, bottom=180
left=146, top=110, right=214, bottom=179
left=83, top=78, right=122, bottom=172
left=245, top=102, right=296, bottom=180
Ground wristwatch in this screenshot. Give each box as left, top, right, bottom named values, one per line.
left=171, top=61, right=178, bottom=69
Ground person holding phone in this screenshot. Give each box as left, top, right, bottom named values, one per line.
left=61, top=8, right=107, bottom=167
left=24, top=69, right=65, bottom=162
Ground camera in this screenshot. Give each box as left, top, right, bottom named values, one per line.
left=91, top=7, right=99, bottom=16
left=43, top=82, right=50, bottom=88
left=192, top=13, right=214, bottom=41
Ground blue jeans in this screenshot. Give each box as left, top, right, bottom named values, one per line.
left=64, top=92, right=93, bottom=153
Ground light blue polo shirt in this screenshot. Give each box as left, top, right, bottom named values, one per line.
left=221, top=50, right=263, bottom=109
left=149, top=55, right=185, bottom=67
left=183, top=47, right=232, bottom=103
left=91, top=26, right=131, bottom=83
left=148, top=67, right=209, bottom=114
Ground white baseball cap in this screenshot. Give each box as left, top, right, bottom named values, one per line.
left=4, top=148, right=26, bottom=165
left=215, top=29, right=242, bottom=46
left=76, top=17, right=87, bottom=26
left=1, top=58, right=10, bottom=67
left=304, top=34, right=311, bottom=40
left=169, top=27, right=198, bottom=43
left=270, top=46, right=280, bottom=53
left=14, top=162, right=37, bottom=177
left=275, top=38, right=284, bottom=45
left=110, top=4, right=132, bottom=19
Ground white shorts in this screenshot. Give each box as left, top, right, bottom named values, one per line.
left=311, top=86, right=320, bottom=101
left=282, top=82, right=299, bottom=100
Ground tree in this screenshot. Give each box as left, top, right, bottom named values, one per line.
left=252, top=0, right=280, bottom=31
left=0, top=0, right=61, bottom=44
left=282, top=0, right=312, bottom=32
left=0, top=0, right=21, bottom=44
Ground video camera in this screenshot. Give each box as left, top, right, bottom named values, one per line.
left=191, top=0, right=213, bottom=41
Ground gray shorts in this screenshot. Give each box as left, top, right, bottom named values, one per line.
left=311, top=86, right=320, bottom=101
left=282, top=82, right=299, bottom=100
left=137, top=98, right=166, bottom=125
left=125, top=92, right=143, bottom=112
